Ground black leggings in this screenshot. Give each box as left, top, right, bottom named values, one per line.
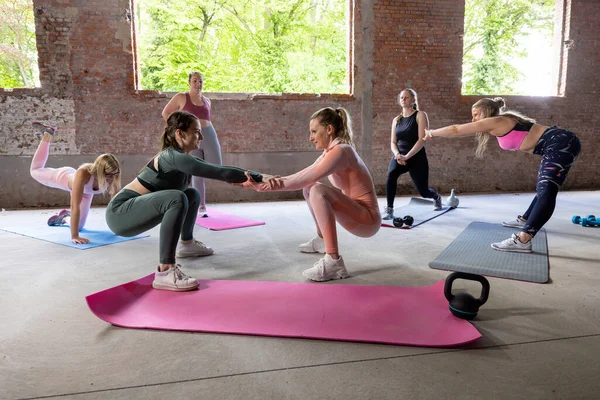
left=106, top=188, right=200, bottom=264
left=386, top=150, right=439, bottom=208
left=521, top=127, right=581, bottom=236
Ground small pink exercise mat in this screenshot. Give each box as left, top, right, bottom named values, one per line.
left=195, top=208, right=265, bottom=230
left=86, top=276, right=481, bottom=347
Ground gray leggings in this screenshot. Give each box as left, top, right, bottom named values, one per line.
left=106, top=188, right=200, bottom=264
left=190, top=124, right=222, bottom=204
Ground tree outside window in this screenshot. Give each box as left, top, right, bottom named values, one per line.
left=462, top=0, right=555, bottom=96
left=0, top=0, right=39, bottom=88
left=135, top=0, right=348, bottom=94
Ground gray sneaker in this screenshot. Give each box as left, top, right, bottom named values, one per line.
left=491, top=233, right=532, bottom=253
left=176, top=240, right=214, bottom=257
left=32, top=121, right=56, bottom=135
left=382, top=206, right=394, bottom=220
left=302, top=254, right=349, bottom=282
left=502, top=216, right=526, bottom=228
left=433, top=195, right=442, bottom=211
left=152, top=265, right=199, bottom=292
left=298, top=236, right=326, bottom=254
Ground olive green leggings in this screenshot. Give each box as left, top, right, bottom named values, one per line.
left=106, top=188, right=200, bottom=264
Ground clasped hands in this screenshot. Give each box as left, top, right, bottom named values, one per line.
left=230, top=172, right=284, bottom=191
left=394, top=153, right=408, bottom=166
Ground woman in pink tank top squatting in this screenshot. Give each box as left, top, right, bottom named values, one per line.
left=423, top=97, right=581, bottom=253
left=162, top=71, right=222, bottom=217
left=29, top=122, right=121, bottom=244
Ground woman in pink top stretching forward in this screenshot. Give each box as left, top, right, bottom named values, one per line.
left=162, top=71, right=222, bottom=217
left=30, top=122, right=121, bottom=244
left=424, top=97, right=580, bottom=253
left=242, top=107, right=381, bottom=282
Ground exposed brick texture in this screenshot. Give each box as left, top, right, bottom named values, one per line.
left=0, top=0, right=598, bottom=208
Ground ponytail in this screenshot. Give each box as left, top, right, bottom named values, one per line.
left=472, top=97, right=536, bottom=158
left=311, top=107, right=355, bottom=148
left=161, top=111, right=197, bottom=151
left=140, top=111, right=198, bottom=173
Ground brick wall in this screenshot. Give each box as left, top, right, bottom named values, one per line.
left=0, top=0, right=598, bottom=208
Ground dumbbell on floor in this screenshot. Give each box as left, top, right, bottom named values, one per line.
left=393, top=215, right=414, bottom=228
left=572, top=215, right=598, bottom=227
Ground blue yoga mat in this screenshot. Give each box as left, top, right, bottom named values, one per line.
left=0, top=223, right=149, bottom=249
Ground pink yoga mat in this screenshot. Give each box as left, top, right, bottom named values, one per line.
left=195, top=208, right=265, bottom=230
left=86, top=276, right=481, bottom=347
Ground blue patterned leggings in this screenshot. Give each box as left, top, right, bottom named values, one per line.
left=522, top=127, right=581, bottom=236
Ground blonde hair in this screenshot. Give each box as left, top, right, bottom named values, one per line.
left=472, top=97, right=537, bottom=158
left=397, top=88, right=419, bottom=115
left=310, top=107, right=354, bottom=148
left=83, top=153, right=121, bottom=196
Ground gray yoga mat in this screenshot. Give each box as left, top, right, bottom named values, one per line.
left=381, top=198, right=454, bottom=229
left=429, top=221, right=549, bottom=283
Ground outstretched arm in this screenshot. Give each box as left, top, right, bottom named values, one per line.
left=170, top=151, right=262, bottom=183
left=424, top=116, right=509, bottom=140
left=244, top=145, right=349, bottom=192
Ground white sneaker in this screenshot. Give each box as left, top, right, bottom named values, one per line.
left=176, top=240, right=214, bottom=257
left=298, top=236, right=326, bottom=254
left=303, top=254, right=349, bottom=282
left=382, top=206, right=394, bottom=220
left=502, top=215, right=526, bottom=228
left=491, top=233, right=532, bottom=253
left=152, top=265, right=199, bottom=291
left=198, top=205, right=208, bottom=218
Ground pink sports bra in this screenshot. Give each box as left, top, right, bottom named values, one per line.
left=497, top=121, right=534, bottom=151
left=182, top=93, right=211, bottom=121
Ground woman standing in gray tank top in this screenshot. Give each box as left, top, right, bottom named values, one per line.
left=162, top=71, right=222, bottom=218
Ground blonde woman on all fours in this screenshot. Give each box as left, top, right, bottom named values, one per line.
left=240, top=107, right=381, bottom=282
left=162, top=71, right=222, bottom=218
left=29, top=122, right=121, bottom=244
left=423, top=97, right=581, bottom=253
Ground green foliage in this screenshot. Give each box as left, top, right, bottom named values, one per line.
left=137, top=0, right=347, bottom=93
left=0, top=0, right=39, bottom=88
left=462, top=0, right=554, bottom=95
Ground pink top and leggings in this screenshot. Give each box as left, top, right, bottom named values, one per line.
left=249, top=139, right=381, bottom=254
left=30, top=140, right=104, bottom=229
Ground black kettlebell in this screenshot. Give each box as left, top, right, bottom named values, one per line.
left=444, top=272, right=490, bottom=320
left=393, top=215, right=414, bottom=228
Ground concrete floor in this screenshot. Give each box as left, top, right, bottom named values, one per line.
left=1, top=191, right=599, bottom=400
